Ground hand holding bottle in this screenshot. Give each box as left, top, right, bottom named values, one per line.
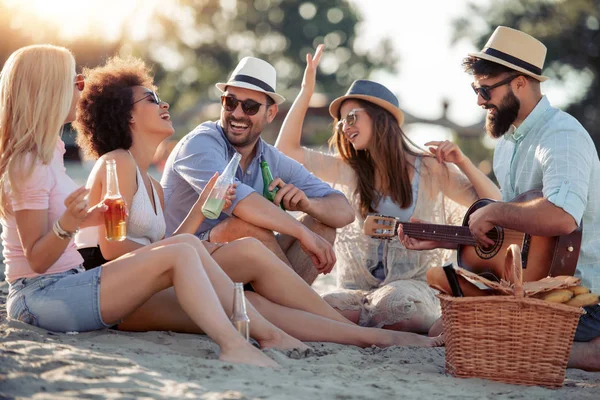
left=269, top=178, right=310, bottom=212
left=59, top=187, right=108, bottom=234
left=195, top=172, right=237, bottom=214
left=202, top=152, right=242, bottom=219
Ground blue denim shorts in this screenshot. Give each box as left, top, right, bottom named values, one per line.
left=6, top=267, right=111, bottom=332
left=198, top=229, right=211, bottom=241
left=574, top=304, right=600, bottom=342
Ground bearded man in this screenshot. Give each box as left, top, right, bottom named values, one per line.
left=161, top=57, right=354, bottom=284
left=400, top=26, right=600, bottom=371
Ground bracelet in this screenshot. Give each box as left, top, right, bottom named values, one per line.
left=52, top=220, right=78, bottom=240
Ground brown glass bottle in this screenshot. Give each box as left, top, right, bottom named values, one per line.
left=104, top=160, right=127, bottom=241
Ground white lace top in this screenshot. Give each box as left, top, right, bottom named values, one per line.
left=302, top=148, right=479, bottom=290
left=76, top=164, right=166, bottom=248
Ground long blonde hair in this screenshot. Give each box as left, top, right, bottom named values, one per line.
left=0, top=44, right=75, bottom=217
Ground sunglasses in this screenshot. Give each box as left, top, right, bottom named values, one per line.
left=132, top=91, right=161, bottom=105
left=471, top=75, right=521, bottom=101
left=336, top=108, right=365, bottom=130
left=74, top=74, right=84, bottom=91
left=221, top=95, right=265, bottom=116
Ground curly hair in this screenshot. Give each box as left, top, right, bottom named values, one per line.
left=329, top=99, right=427, bottom=219
left=462, top=56, right=517, bottom=79
left=73, top=56, right=155, bottom=160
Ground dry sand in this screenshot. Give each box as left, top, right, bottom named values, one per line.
left=1, top=276, right=599, bottom=399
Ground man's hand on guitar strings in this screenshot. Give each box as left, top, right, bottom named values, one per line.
left=467, top=206, right=497, bottom=248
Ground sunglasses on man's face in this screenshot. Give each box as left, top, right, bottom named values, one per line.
left=336, top=108, right=365, bottom=131
left=74, top=74, right=85, bottom=91
left=132, top=91, right=161, bottom=105
left=471, top=75, right=521, bottom=101
left=221, top=95, right=265, bottom=116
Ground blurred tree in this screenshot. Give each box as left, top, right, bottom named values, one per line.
left=452, top=0, right=600, bottom=150
left=137, top=0, right=399, bottom=131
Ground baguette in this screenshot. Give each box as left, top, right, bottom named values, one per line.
left=565, top=293, right=600, bottom=307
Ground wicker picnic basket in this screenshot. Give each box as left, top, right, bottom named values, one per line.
left=439, top=244, right=583, bottom=388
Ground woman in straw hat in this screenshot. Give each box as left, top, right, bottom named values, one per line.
left=0, top=44, right=288, bottom=368
left=71, top=55, right=442, bottom=349
left=275, top=45, right=501, bottom=334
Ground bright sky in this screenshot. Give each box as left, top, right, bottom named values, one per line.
left=349, top=0, right=583, bottom=146
left=7, top=0, right=580, bottom=147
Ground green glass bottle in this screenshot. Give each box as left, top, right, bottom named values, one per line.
left=260, top=160, right=285, bottom=210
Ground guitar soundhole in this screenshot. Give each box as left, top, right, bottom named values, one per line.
left=475, top=226, right=504, bottom=259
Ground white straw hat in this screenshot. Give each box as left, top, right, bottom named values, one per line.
left=215, top=57, right=285, bottom=104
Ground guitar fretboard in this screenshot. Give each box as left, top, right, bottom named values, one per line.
left=400, top=222, right=479, bottom=246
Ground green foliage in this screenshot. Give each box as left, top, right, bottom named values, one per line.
left=453, top=0, right=600, bottom=151
left=137, top=0, right=399, bottom=131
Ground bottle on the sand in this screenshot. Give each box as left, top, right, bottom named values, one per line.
left=231, top=282, right=250, bottom=341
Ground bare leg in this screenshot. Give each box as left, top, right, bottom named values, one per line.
left=333, top=309, right=360, bottom=324
left=568, top=337, right=600, bottom=371
left=210, top=216, right=291, bottom=266
left=99, top=242, right=277, bottom=367
left=277, top=214, right=336, bottom=285
left=211, top=237, right=351, bottom=325
left=246, top=292, right=442, bottom=348
left=116, top=234, right=307, bottom=352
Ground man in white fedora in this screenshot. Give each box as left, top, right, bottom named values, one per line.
left=400, top=26, right=600, bottom=370
left=161, top=57, right=355, bottom=284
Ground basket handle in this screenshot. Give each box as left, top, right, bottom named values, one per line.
left=504, top=244, right=524, bottom=298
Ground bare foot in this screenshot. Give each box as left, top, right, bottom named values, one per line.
left=378, top=330, right=444, bottom=348
left=219, top=342, right=279, bottom=368
left=258, top=329, right=309, bottom=352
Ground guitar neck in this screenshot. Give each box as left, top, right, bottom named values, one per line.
left=399, top=221, right=477, bottom=246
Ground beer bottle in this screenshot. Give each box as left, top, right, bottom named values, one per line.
left=260, top=160, right=284, bottom=210
left=231, top=282, right=250, bottom=341
left=103, top=159, right=127, bottom=241
left=202, top=152, right=242, bottom=219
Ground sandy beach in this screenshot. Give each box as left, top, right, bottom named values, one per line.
left=1, top=273, right=599, bottom=400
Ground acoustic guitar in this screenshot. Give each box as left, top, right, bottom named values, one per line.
left=363, top=190, right=582, bottom=282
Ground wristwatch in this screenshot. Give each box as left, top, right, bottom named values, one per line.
left=52, top=220, right=78, bottom=240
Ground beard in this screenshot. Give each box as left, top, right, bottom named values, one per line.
left=222, top=115, right=263, bottom=148
left=485, top=90, right=520, bottom=138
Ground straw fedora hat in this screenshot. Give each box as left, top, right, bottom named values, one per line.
left=469, top=26, right=549, bottom=82
left=329, top=80, right=404, bottom=126
left=216, top=57, right=286, bottom=104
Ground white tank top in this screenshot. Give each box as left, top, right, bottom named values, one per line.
left=76, top=164, right=166, bottom=248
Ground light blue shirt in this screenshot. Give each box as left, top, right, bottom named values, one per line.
left=493, top=95, right=600, bottom=291
left=160, top=121, right=342, bottom=236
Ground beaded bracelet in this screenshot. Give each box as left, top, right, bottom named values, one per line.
left=52, top=220, right=78, bottom=240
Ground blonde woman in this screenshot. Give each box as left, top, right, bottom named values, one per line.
left=71, top=56, right=442, bottom=349
left=275, top=46, right=501, bottom=334
left=0, top=44, right=321, bottom=368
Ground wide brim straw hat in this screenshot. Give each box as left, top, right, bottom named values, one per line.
left=468, top=26, right=549, bottom=82
left=329, top=79, right=404, bottom=126
left=216, top=57, right=285, bottom=105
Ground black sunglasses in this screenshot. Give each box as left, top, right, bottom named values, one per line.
left=132, top=91, right=161, bottom=105
left=221, top=95, right=265, bottom=116
left=471, top=75, right=521, bottom=101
